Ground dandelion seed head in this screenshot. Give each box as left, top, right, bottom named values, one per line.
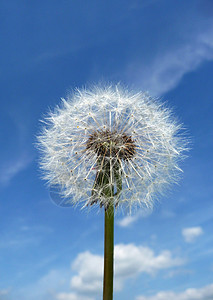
left=86, top=130, right=136, bottom=160
left=37, top=85, right=188, bottom=212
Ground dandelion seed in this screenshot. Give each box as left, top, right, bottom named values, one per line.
left=37, top=84, right=188, bottom=212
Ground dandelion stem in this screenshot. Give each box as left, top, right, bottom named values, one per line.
left=103, top=203, right=114, bottom=300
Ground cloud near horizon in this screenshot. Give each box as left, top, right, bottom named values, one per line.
left=136, top=282, right=213, bottom=300
left=56, top=243, right=183, bottom=300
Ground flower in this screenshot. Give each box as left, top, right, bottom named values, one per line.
left=37, top=84, right=187, bottom=212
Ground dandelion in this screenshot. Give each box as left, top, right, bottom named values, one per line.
left=37, top=84, right=188, bottom=300
left=37, top=85, right=187, bottom=211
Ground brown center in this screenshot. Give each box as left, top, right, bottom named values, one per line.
left=86, top=129, right=136, bottom=161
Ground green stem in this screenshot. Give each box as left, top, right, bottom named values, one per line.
left=103, top=204, right=114, bottom=300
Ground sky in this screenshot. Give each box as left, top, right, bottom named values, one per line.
left=0, top=0, right=213, bottom=299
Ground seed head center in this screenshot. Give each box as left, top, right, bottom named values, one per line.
left=86, top=129, right=136, bottom=161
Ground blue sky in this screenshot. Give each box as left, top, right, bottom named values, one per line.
left=0, top=0, right=213, bottom=299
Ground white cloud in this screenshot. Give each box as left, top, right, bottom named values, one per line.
left=136, top=283, right=213, bottom=300
left=114, top=244, right=183, bottom=290
left=0, top=290, right=9, bottom=296
left=56, top=293, right=94, bottom=300
left=117, top=214, right=139, bottom=227
left=0, top=289, right=9, bottom=299
left=0, top=155, right=32, bottom=185
left=71, top=251, right=103, bottom=295
left=182, top=227, right=203, bottom=243
left=56, top=243, right=183, bottom=299
left=117, top=210, right=151, bottom=227
left=0, top=289, right=9, bottom=295
left=129, top=28, right=213, bottom=95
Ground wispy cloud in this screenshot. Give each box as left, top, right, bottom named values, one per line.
left=136, top=282, right=213, bottom=300
left=0, top=222, right=53, bottom=250
left=128, top=28, right=213, bottom=95
left=117, top=210, right=152, bottom=227
left=0, top=155, right=32, bottom=186
left=56, top=293, right=94, bottom=300
left=0, top=289, right=9, bottom=296
left=182, top=226, right=203, bottom=243
left=0, top=233, right=41, bottom=250
left=55, top=243, right=183, bottom=300
left=1, top=102, right=33, bottom=186
left=16, top=269, right=71, bottom=300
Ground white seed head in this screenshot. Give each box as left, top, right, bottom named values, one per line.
left=37, top=85, right=188, bottom=212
